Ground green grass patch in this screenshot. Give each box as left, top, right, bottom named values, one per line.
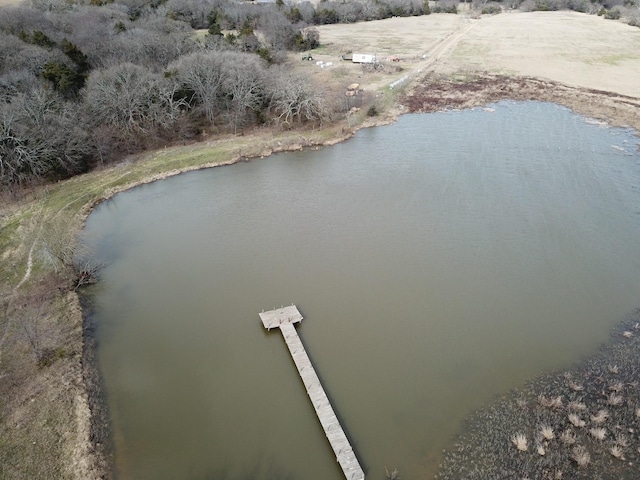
left=595, top=53, right=637, bottom=65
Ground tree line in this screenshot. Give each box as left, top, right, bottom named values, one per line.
left=475, top=0, right=639, bottom=22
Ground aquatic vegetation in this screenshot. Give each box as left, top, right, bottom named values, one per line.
left=614, top=433, right=629, bottom=447
left=384, top=466, right=400, bottom=480
left=609, top=381, right=624, bottom=392
left=559, top=428, right=576, bottom=445
left=567, top=400, right=586, bottom=411
left=568, top=380, right=584, bottom=392
left=571, top=445, right=590, bottom=467
left=539, top=424, right=554, bottom=441
left=589, top=427, right=607, bottom=441
left=607, top=393, right=623, bottom=406
left=590, top=409, right=609, bottom=424
left=568, top=413, right=586, bottom=428
left=539, top=394, right=563, bottom=409
left=511, top=433, right=528, bottom=451
left=436, top=313, right=640, bottom=479
left=610, top=445, right=624, bottom=459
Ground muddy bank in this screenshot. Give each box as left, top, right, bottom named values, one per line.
left=403, top=73, right=640, bottom=134
left=79, top=295, right=114, bottom=479
left=435, top=311, right=640, bottom=479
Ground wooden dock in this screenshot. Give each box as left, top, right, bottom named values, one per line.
left=259, top=306, right=365, bottom=480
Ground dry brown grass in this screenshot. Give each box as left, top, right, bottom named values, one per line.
left=0, top=276, right=89, bottom=479
left=313, top=12, right=640, bottom=98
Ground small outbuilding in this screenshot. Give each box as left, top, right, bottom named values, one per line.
left=352, top=53, right=377, bottom=64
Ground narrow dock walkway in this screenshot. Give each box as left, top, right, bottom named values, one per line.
left=259, top=306, right=365, bottom=480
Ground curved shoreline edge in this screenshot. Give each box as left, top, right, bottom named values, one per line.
left=404, top=73, right=640, bottom=133
left=79, top=73, right=640, bottom=479
left=80, top=72, right=640, bottom=221
left=3, top=71, right=638, bottom=479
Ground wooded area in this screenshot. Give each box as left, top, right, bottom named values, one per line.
left=0, top=0, right=434, bottom=190
left=1, top=0, right=637, bottom=190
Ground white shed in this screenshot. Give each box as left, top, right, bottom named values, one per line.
left=352, top=53, right=377, bottom=64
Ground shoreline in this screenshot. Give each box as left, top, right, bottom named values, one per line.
left=2, top=71, right=639, bottom=479
left=403, top=73, right=640, bottom=133
left=78, top=73, right=640, bottom=479
left=79, top=73, right=640, bottom=222
left=81, top=74, right=640, bottom=478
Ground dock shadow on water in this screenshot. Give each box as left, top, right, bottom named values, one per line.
left=82, top=101, right=640, bottom=480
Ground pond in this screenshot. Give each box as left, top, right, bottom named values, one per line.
left=83, top=101, right=640, bottom=480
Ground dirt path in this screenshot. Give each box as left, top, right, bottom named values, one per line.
left=0, top=242, right=35, bottom=359
left=364, top=16, right=477, bottom=91
left=14, top=242, right=35, bottom=291
left=420, top=18, right=475, bottom=68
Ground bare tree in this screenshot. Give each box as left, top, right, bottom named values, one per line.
left=0, top=38, right=69, bottom=78
left=38, top=214, right=80, bottom=275
left=17, top=298, right=50, bottom=363
left=0, top=5, right=53, bottom=34
left=332, top=1, right=366, bottom=22
left=293, top=1, right=316, bottom=23
left=68, top=13, right=196, bottom=71
left=267, top=67, right=327, bottom=127
left=169, top=50, right=268, bottom=131
left=0, top=69, right=44, bottom=100
left=38, top=214, right=103, bottom=290
left=221, top=54, right=266, bottom=133
left=51, top=6, right=131, bottom=69
left=168, top=51, right=229, bottom=125
left=4, top=264, right=67, bottom=367
left=110, top=23, right=196, bottom=71
left=0, top=89, right=90, bottom=187
left=0, top=33, right=25, bottom=69
left=164, top=0, right=222, bottom=28
left=258, top=8, right=298, bottom=50
left=83, top=63, right=184, bottom=133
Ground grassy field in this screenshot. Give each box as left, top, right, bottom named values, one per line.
left=1, top=10, right=640, bottom=480
left=310, top=11, right=640, bottom=97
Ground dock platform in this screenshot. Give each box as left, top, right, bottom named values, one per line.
left=259, top=306, right=365, bottom=480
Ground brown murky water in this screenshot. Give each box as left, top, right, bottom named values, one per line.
left=83, top=102, right=640, bottom=480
